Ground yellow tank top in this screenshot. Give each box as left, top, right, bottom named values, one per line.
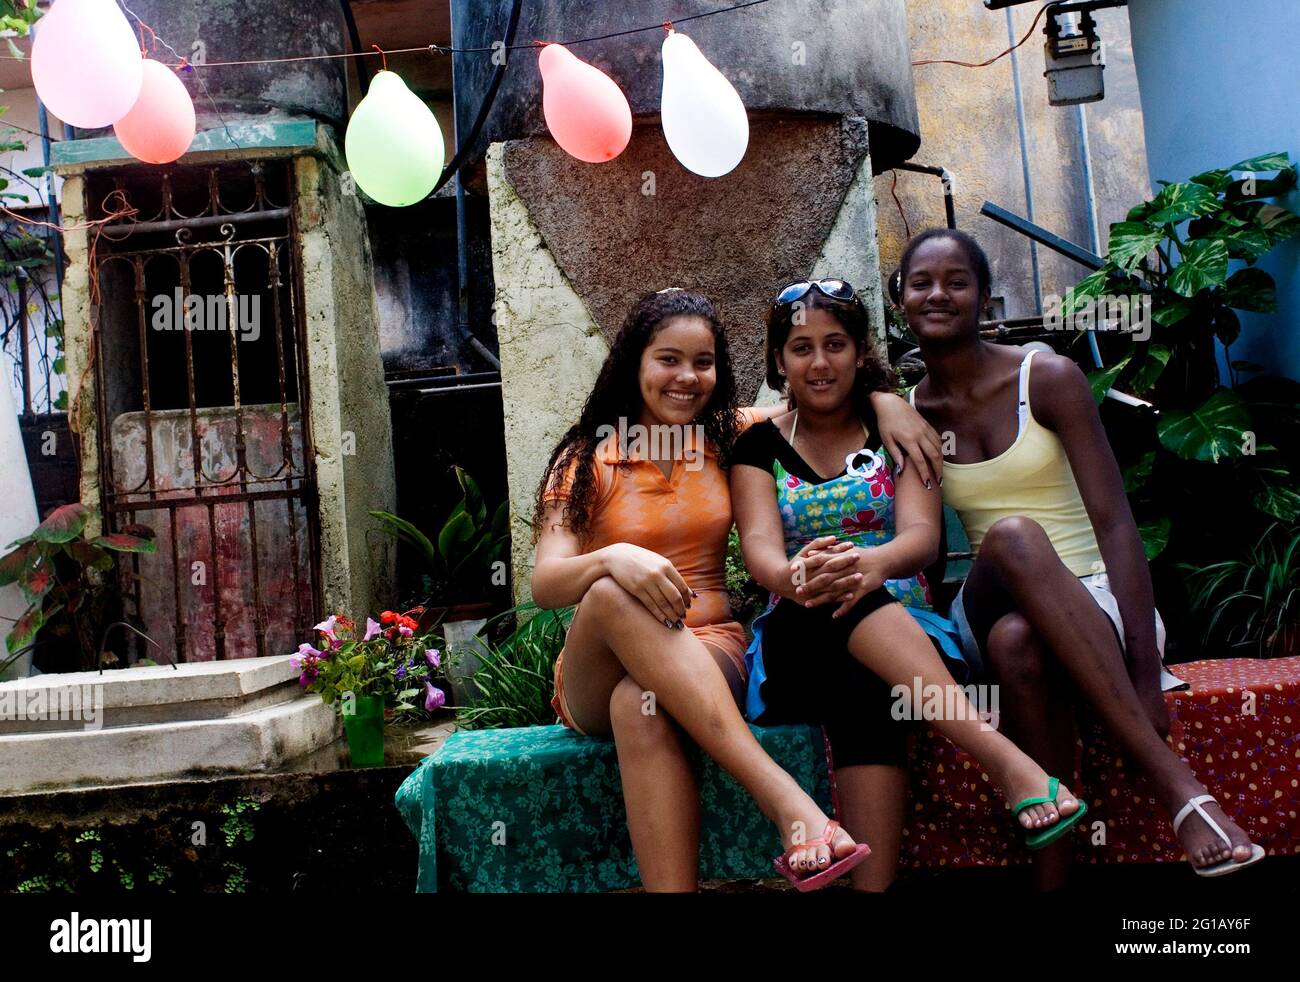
left=912, top=350, right=1104, bottom=577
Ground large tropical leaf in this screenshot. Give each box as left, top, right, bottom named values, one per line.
left=91, top=532, right=158, bottom=554
left=1219, top=266, right=1278, bottom=313
left=1129, top=345, right=1170, bottom=395
left=1226, top=151, right=1293, bottom=175
left=1211, top=306, right=1241, bottom=347
left=1122, top=451, right=1156, bottom=493
left=437, top=509, right=477, bottom=567
left=1250, top=466, right=1300, bottom=523
left=1107, top=222, right=1164, bottom=271
left=1061, top=268, right=1112, bottom=318
left=1168, top=238, right=1229, bottom=297
left=1157, top=388, right=1252, bottom=462
left=1086, top=351, right=1132, bottom=404
left=1147, top=182, right=1221, bottom=225
left=1137, top=518, right=1171, bottom=560
left=30, top=503, right=90, bottom=544
left=1151, top=298, right=1194, bottom=327
left=0, top=541, right=36, bottom=587
left=369, top=510, right=438, bottom=566
left=6, top=604, right=61, bottom=655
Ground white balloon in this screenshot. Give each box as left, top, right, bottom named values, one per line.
left=660, top=30, right=749, bottom=178
left=31, top=0, right=144, bottom=129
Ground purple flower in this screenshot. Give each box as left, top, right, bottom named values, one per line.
left=424, top=682, right=446, bottom=712
left=398, top=625, right=413, bottom=638
left=425, top=648, right=441, bottom=669
left=314, top=615, right=338, bottom=640
left=396, top=663, right=408, bottom=682
left=364, top=618, right=382, bottom=641
left=293, top=643, right=324, bottom=686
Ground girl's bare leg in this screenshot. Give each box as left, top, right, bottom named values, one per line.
left=607, top=647, right=745, bottom=892
left=847, top=603, right=1080, bottom=830
left=835, top=765, right=908, bottom=891
left=561, top=576, right=860, bottom=872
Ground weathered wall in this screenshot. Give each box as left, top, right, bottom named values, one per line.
left=877, top=2, right=1151, bottom=319
left=295, top=135, right=397, bottom=621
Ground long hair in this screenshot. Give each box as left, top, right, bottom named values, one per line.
left=532, top=289, right=739, bottom=545
left=764, top=282, right=895, bottom=420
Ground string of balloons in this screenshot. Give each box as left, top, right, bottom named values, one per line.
left=29, top=0, right=758, bottom=205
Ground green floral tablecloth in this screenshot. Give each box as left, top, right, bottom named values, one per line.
left=394, top=723, right=831, bottom=892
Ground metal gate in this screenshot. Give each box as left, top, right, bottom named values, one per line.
left=89, top=160, right=320, bottom=662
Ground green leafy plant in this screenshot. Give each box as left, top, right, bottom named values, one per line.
left=0, top=503, right=155, bottom=674
left=456, top=602, right=573, bottom=730
left=294, top=610, right=447, bottom=721
left=1058, top=152, right=1300, bottom=562
left=370, top=466, right=509, bottom=609
left=1183, top=522, right=1299, bottom=658
left=725, top=527, right=768, bottom=628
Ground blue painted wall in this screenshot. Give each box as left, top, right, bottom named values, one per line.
left=1127, top=0, right=1300, bottom=381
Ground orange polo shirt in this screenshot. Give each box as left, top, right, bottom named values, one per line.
left=542, top=409, right=763, bottom=635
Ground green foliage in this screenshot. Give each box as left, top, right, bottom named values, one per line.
left=1060, top=152, right=1300, bottom=576
left=218, top=798, right=261, bottom=848
left=1183, top=523, right=1300, bottom=657
left=726, top=527, right=768, bottom=626
left=455, top=603, right=572, bottom=730
left=0, top=504, right=156, bottom=672
left=370, top=466, right=510, bottom=607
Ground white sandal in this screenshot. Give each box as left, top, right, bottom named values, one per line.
left=1172, top=794, right=1266, bottom=878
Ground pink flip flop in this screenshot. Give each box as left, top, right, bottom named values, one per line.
left=773, top=819, right=871, bottom=892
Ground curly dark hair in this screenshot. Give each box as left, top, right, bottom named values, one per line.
left=764, top=280, right=895, bottom=419
left=532, top=289, right=740, bottom=545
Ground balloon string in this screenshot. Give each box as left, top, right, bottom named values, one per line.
left=371, top=44, right=387, bottom=71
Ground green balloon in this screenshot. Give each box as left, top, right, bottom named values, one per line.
left=345, top=70, right=445, bottom=207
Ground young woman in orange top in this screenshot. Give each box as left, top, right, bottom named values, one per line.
left=531, top=288, right=942, bottom=891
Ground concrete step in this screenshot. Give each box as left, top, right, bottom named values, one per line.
left=0, top=694, right=342, bottom=794
left=0, top=655, right=304, bottom=734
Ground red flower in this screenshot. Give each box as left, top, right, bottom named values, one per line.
left=867, top=471, right=895, bottom=498
left=785, top=474, right=804, bottom=490
left=841, top=509, right=885, bottom=535
left=380, top=611, right=398, bottom=624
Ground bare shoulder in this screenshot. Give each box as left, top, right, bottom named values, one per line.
left=1027, top=350, right=1098, bottom=423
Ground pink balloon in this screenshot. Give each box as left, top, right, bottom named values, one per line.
left=31, top=0, right=144, bottom=129
left=114, top=60, right=196, bottom=164
left=538, top=44, right=632, bottom=163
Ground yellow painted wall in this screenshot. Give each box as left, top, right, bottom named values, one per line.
left=878, top=2, right=1150, bottom=319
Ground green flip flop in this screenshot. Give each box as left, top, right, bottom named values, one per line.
left=1014, top=776, right=1088, bottom=850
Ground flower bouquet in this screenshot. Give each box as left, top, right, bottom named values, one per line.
left=292, top=609, right=447, bottom=766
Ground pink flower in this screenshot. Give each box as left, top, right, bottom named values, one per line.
left=364, top=618, right=382, bottom=641
left=398, top=625, right=414, bottom=637
left=314, top=615, right=338, bottom=640
left=426, top=648, right=441, bottom=669
left=424, top=682, right=446, bottom=712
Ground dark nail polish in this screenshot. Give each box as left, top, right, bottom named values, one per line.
left=664, top=619, right=673, bottom=628
left=675, top=620, right=684, bottom=630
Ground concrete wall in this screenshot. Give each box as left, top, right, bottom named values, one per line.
left=877, top=2, right=1152, bottom=320
left=1127, top=0, right=1300, bottom=381
left=295, top=135, right=397, bottom=621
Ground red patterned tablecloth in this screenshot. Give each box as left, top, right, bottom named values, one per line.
left=896, top=656, right=1300, bottom=868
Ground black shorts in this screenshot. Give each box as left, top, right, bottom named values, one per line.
left=753, top=587, right=918, bottom=768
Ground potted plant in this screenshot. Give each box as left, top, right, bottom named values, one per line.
left=370, top=465, right=510, bottom=701
left=1184, top=522, right=1299, bottom=659
left=293, top=609, right=447, bottom=767
left=0, top=503, right=156, bottom=678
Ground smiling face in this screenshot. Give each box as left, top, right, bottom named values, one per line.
left=776, top=305, right=862, bottom=412
left=902, top=236, right=988, bottom=345
left=637, top=314, right=718, bottom=428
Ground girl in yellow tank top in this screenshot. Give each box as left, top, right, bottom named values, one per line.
left=897, top=228, right=1263, bottom=882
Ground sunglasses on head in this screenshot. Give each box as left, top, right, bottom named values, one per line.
left=772, top=278, right=859, bottom=309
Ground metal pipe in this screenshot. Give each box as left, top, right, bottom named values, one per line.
left=1074, top=102, right=1105, bottom=368
left=1006, top=6, right=1043, bottom=311
left=894, top=162, right=957, bottom=229
left=980, top=201, right=1105, bottom=269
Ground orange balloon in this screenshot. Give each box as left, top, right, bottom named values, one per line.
left=114, top=59, right=196, bottom=164
left=538, top=43, right=632, bottom=163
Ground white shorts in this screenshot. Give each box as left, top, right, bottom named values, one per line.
left=949, top=575, right=1187, bottom=692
